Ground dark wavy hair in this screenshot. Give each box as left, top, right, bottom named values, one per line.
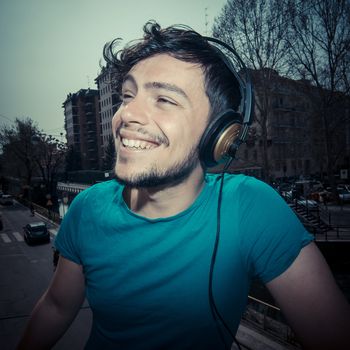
left=103, top=21, right=241, bottom=121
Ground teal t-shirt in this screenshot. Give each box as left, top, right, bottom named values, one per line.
left=55, top=174, right=313, bottom=349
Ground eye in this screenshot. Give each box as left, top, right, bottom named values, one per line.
left=122, top=92, right=134, bottom=100
left=120, top=91, right=134, bottom=104
left=157, top=96, right=177, bottom=105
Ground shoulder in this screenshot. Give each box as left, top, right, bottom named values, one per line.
left=205, top=172, right=249, bottom=189
left=55, top=180, right=123, bottom=258
left=72, top=180, right=121, bottom=203
left=206, top=173, right=275, bottom=200
left=226, top=174, right=281, bottom=203
left=66, top=180, right=122, bottom=218
left=86, top=179, right=121, bottom=194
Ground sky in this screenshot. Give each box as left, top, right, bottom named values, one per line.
left=0, top=0, right=227, bottom=139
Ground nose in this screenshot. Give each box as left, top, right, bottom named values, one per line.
left=118, top=96, right=149, bottom=126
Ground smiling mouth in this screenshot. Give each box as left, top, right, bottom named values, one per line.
left=121, top=137, right=159, bottom=150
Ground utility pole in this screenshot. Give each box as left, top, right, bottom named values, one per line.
left=205, top=7, right=209, bottom=35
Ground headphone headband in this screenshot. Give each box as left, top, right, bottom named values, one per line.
left=198, top=36, right=254, bottom=167
left=203, top=36, right=254, bottom=132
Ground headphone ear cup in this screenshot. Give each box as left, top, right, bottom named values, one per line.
left=199, top=110, right=242, bottom=168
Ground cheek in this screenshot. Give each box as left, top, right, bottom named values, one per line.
left=159, top=112, right=207, bottom=150
left=167, top=124, right=198, bottom=152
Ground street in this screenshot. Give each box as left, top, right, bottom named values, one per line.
left=0, top=201, right=92, bottom=350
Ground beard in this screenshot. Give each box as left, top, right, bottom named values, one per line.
left=114, top=145, right=201, bottom=188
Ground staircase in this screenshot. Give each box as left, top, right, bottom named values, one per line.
left=289, top=201, right=332, bottom=234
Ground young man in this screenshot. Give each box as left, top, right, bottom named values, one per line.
left=18, top=22, right=350, bottom=350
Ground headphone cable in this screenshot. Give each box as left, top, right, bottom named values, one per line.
left=208, top=157, right=242, bottom=350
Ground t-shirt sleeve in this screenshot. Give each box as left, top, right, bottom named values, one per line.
left=54, top=189, right=89, bottom=265
left=237, top=177, right=314, bottom=284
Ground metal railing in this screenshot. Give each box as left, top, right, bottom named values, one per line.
left=16, top=197, right=61, bottom=225
left=280, top=192, right=350, bottom=240
left=242, top=295, right=300, bottom=347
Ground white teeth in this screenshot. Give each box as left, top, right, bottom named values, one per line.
left=134, top=140, right=140, bottom=148
left=121, top=138, right=154, bottom=150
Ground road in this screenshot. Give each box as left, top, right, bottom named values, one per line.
left=0, top=201, right=92, bottom=350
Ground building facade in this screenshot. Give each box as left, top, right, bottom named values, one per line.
left=63, top=89, right=101, bottom=170
left=214, top=69, right=349, bottom=182
left=262, top=71, right=314, bottom=179
left=95, top=65, right=120, bottom=167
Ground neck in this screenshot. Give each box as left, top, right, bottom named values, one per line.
left=123, top=167, right=206, bottom=219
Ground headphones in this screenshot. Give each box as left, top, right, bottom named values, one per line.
left=198, top=37, right=254, bottom=168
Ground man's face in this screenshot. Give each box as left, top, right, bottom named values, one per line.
left=112, top=53, right=210, bottom=188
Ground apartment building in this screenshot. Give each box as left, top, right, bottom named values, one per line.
left=221, top=69, right=350, bottom=182
left=95, top=65, right=120, bottom=165
left=63, top=89, right=101, bottom=170
left=263, top=72, right=314, bottom=179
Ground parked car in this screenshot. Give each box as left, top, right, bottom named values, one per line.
left=23, top=222, right=50, bottom=245
left=337, top=184, right=350, bottom=191
left=0, top=194, right=14, bottom=205
left=338, top=188, right=350, bottom=203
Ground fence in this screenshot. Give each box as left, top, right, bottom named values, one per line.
left=281, top=192, right=350, bottom=241
left=242, top=295, right=300, bottom=347
left=16, top=197, right=61, bottom=225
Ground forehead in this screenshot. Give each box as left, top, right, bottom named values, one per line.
left=126, top=54, right=207, bottom=94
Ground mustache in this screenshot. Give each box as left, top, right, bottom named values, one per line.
left=115, top=122, right=169, bottom=146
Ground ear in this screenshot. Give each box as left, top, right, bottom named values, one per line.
left=199, top=109, right=242, bottom=168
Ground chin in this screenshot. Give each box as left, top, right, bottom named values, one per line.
left=114, top=161, right=146, bottom=181
left=113, top=144, right=202, bottom=188
left=115, top=163, right=202, bottom=190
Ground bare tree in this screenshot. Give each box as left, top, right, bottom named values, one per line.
left=286, top=0, right=350, bottom=191
left=0, top=118, right=67, bottom=200
left=0, top=118, right=39, bottom=187
left=213, top=0, right=292, bottom=182
left=32, top=133, right=67, bottom=196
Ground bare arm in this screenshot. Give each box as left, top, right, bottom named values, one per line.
left=266, top=242, right=350, bottom=350
left=17, top=256, right=86, bottom=349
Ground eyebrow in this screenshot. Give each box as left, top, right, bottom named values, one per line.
left=123, top=74, right=190, bottom=102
